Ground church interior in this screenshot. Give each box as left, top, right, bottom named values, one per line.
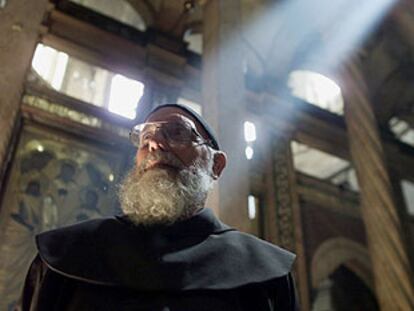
left=1, top=0, right=414, bottom=310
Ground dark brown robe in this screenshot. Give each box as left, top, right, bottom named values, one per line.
left=18, top=208, right=298, bottom=311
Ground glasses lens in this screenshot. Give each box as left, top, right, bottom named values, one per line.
left=164, top=123, right=192, bottom=143
left=129, top=128, right=141, bottom=147
left=129, top=122, right=195, bottom=147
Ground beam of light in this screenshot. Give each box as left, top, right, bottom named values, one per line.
left=108, top=74, right=144, bottom=119
left=233, top=0, right=399, bottom=149
left=316, top=0, right=397, bottom=72
left=237, top=0, right=397, bottom=177
left=243, top=0, right=397, bottom=76
left=190, top=0, right=397, bottom=219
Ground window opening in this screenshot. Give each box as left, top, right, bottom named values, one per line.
left=31, top=44, right=144, bottom=120
left=184, top=30, right=203, bottom=54
left=389, top=117, right=414, bottom=148
left=248, top=195, right=257, bottom=220
left=401, top=180, right=414, bottom=216
left=291, top=141, right=359, bottom=191
left=108, top=74, right=144, bottom=119
left=244, top=121, right=257, bottom=160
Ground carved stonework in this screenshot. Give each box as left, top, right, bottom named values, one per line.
left=272, top=136, right=296, bottom=252
left=271, top=135, right=311, bottom=310
left=0, top=123, right=128, bottom=310
left=22, top=95, right=130, bottom=139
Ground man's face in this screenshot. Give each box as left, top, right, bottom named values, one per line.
left=135, top=107, right=212, bottom=175
left=118, top=107, right=224, bottom=226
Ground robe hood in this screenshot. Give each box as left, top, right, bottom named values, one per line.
left=36, top=208, right=296, bottom=291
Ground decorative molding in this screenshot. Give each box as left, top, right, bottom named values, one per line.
left=22, top=94, right=130, bottom=142
left=311, top=237, right=374, bottom=292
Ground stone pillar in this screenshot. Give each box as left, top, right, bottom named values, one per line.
left=202, top=0, right=250, bottom=231
left=267, top=133, right=310, bottom=311
left=0, top=0, right=49, bottom=186
left=341, top=62, right=414, bottom=311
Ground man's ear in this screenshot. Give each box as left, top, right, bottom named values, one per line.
left=211, top=151, right=227, bottom=179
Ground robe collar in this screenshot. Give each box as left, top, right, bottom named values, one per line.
left=37, top=208, right=295, bottom=290
left=116, top=208, right=233, bottom=237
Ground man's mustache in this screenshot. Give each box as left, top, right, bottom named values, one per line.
left=138, top=151, right=184, bottom=172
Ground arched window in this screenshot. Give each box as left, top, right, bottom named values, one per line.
left=288, top=70, right=344, bottom=115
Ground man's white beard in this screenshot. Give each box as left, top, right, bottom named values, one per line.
left=118, top=152, right=213, bottom=226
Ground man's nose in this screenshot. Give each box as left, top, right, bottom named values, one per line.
left=147, top=131, right=168, bottom=152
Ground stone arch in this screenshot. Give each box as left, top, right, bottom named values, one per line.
left=311, top=237, right=374, bottom=292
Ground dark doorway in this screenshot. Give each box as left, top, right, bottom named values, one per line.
left=331, top=265, right=379, bottom=311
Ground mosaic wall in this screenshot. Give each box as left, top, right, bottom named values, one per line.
left=0, top=123, right=128, bottom=310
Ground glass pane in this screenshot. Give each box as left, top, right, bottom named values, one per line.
left=108, top=74, right=144, bottom=119
left=32, top=44, right=69, bottom=90
left=70, top=0, right=146, bottom=31
left=31, top=44, right=144, bottom=119
left=62, top=57, right=111, bottom=107
left=291, top=141, right=359, bottom=191
left=389, top=117, right=414, bottom=147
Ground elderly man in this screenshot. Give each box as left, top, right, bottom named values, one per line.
left=19, top=104, right=298, bottom=311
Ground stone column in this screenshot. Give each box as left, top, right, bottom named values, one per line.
left=202, top=0, right=250, bottom=231
left=0, top=0, right=49, bottom=186
left=341, top=62, right=414, bottom=311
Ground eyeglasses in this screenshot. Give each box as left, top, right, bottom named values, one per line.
left=129, top=120, right=213, bottom=149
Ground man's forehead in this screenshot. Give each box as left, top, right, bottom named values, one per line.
left=146, top=107, right=192, bottom=122
left=145, top=107, right=208, bottom=137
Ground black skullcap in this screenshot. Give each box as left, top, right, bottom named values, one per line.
left=144, top=104, right=220, bottom=150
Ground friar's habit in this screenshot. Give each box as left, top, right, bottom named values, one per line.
left=19, top=208, right=298, bottom=311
